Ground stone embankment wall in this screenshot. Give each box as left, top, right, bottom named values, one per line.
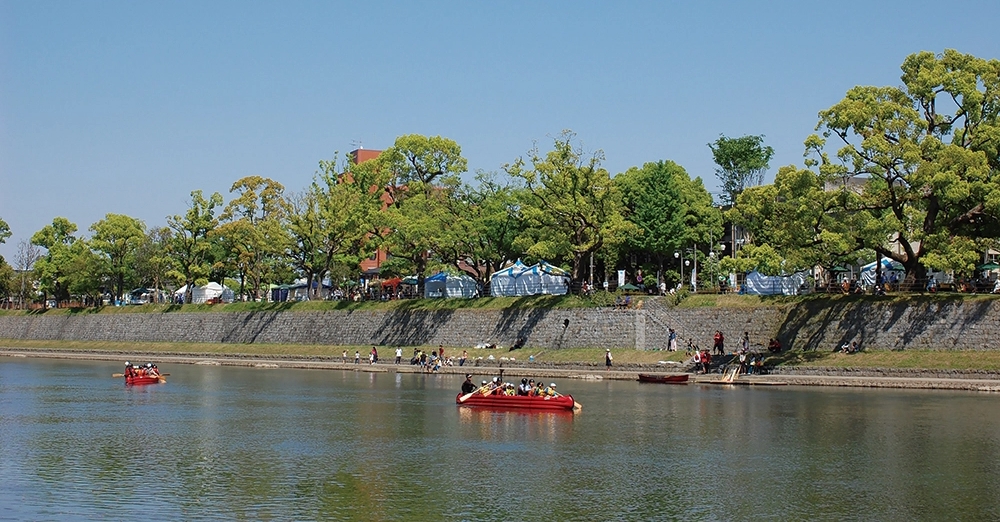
left=1, top=297, right=997, bottom=350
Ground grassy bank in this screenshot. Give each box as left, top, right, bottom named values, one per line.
left=4, top=339, right=1000, bottom=372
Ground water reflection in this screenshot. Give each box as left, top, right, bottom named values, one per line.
left=1, top=358, right=999, bottom=520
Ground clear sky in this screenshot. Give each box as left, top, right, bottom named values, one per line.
left=2, top=0, right=998, bottom=262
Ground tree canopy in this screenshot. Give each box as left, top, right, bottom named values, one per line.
left=708, top=134, right=774, bottom=205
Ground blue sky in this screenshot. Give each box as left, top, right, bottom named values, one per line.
left=2, top=0, right=998, bottom=261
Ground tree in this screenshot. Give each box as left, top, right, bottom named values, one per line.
left=0, top=217, right=10, bottom=253
left=505, top=131, right=638, bottom=282
left=728, top=165, right=860, bottom=275
left=808, top=49, right=1000, bottom=280
left=366, top=135, right=468, bottom=293
left=13, top=239, right=41, bottom=308
left=378, top=134, right=468, bottom=188
left=708, top=134, right=775, bottom=205
left=617, top=161, right=723, bottom=287
left=134, top=227, right=173, bottom=303
left=31, top=217, right=79, bottom=306
left=166, top=190, right=223, bottom=304
left=217, top=176, right=289, bottom=301
left=433, top=171, right=526, bottom=289
left=285, top=155, right=382, bottom=300
left=89, top=213, right=146, bottom=303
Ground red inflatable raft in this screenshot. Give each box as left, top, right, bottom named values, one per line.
left=456, top=392, right=579, bottom=412
left=126, top=374, right=164, bottom=386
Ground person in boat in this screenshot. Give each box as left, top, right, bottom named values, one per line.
left=461, top=374, right=477, bottom=395
left=526, top=379, right=537, bottom=396
left=545, top=383, right=558, bottom=397
left=517, top=378, right=530, bottom=396
left=124, top=361, right=136, bottom=378
left=147, top=363, right=159, bottom=377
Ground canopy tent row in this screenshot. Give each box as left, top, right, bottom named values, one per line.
left=490, top=260, right=570, bottom=297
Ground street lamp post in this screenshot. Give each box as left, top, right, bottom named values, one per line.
left=674, top=251, right=682, bottom=290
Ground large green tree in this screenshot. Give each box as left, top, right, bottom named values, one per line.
left=286, top=157, right=381, bottom=299
left=89, top=213, right=146, bottom=302
left=729, top=165, right=859, bottom=275
left=30, top=217, right=79, bottom=306
left=166, top=190, right=224, bottom=303
left=366, top=135, right=468, bottom=293
left=708, top=134, right=775, bottom=205
left=217, top=176, right=289, bottom=301
left=808, top=49, right=1000, bottom=280
left=617, top=160, right=723, bottom=287
left=433, top=171, right=526, bottom=289
left=505, top=131, right=638, bottom=282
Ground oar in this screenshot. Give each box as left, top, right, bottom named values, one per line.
left=112, top=373, right=170, bottom=378
left=573, top=401, right=583, bottom=412
left=458, top=385, right=489, bottom=403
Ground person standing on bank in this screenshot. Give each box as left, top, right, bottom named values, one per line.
left=741, top=331, right=750, bottom=352
left=605, top=349, right=613, bottom=370
left=395, top=347, right=403, bottom=364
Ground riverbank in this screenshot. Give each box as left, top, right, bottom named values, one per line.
left=6, top=346, right=1000, bottom=392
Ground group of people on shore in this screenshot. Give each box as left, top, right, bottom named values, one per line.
left=123, top=361, right=159, bottom=378
left=461, top=374, right=561, bottom=397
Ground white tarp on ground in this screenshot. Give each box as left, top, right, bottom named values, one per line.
left=424, top=272, right=479, bottom=298
left=860, top=258, right=905, bottom=286
left=490, top=260, right=570, bottom=297
left=744, top=270, right=809, bottom=296
left=173, top=282, right=233, bottom=303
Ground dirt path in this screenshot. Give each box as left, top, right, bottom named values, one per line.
left=6, top=348, right=1000, bottom=392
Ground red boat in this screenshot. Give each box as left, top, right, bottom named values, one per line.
left=637, top=373, right=689, bottom=384
left=456, top=392, right=580, bottom=412
left=126, top=374, right=164, bottom=386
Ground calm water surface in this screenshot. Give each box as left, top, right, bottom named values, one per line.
left=1, top=357, right=999, bottom=521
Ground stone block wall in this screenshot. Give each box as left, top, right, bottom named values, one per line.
left=1, top=297, right=997, bottom=351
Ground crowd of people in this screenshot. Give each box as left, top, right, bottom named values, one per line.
left=461, top=374, right=561, bottom=397
left=123, top=361, right=159, bottom=378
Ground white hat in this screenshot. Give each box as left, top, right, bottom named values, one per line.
left=550, top=383, right=557, bottom=387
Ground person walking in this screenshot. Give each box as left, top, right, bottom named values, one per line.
left=605, top=349, right=613, bottom=370
left=668, top=328, right=678, bottom=352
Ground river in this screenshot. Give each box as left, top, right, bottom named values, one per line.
left=1, top=357, right=998, bottom=521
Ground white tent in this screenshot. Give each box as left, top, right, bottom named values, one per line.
left=744, top=271, right=809, bottom=296
left=490, top=260, right=570, bottom=297
left=860, top=258, right=905, bottom=286
left=173, top=282, right=232, bottom=303
left=424, top=272, right=479, bottom=299
left=490, top=260, right=530, bottom=297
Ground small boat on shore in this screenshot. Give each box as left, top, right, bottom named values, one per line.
left=637, top=373, right=689, bottom=384
left=456, top=393, right=580, bottom=412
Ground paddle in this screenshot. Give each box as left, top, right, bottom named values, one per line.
left=112, top=373, right=170, bottom=378
left=458, top=385, right=489, bottom=403
left=573, top=401, right=583, bottom=412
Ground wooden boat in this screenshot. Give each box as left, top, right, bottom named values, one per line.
left=456, top=392, right=579, bottom=412
left=125, top=374, right=164, bottom=386
left=637, top=373, right=689, bottom=384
